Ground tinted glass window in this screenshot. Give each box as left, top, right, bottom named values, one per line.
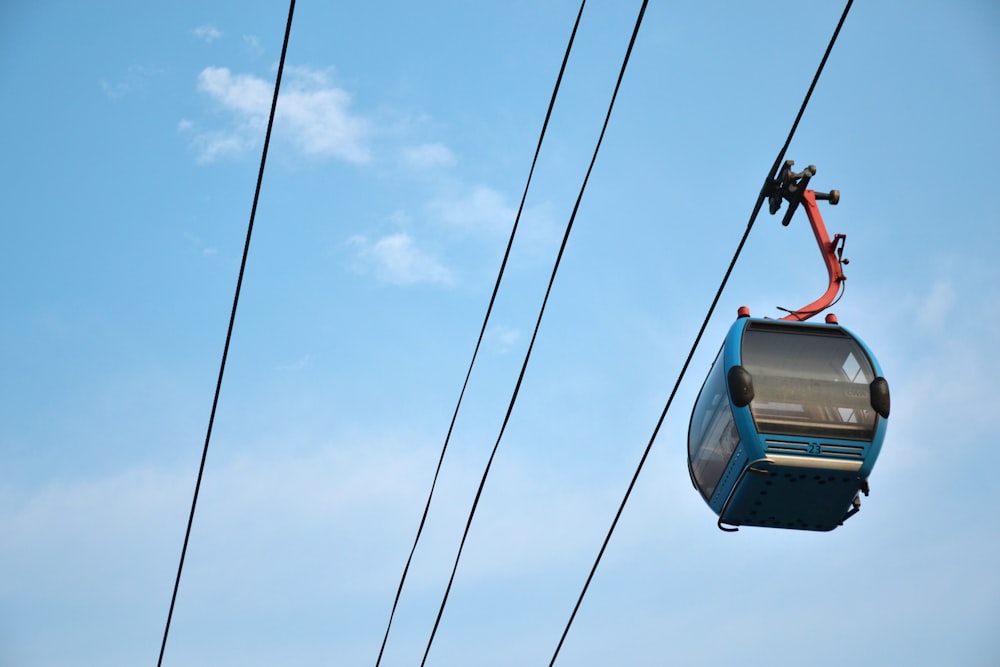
left=742, top=323, right=877, bottom=441
left=689, top=350, right=740, bottom=501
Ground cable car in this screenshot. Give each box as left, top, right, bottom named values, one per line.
left=688, top=163, right=890, bottom=531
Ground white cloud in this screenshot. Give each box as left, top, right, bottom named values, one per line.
left=191, top=130, right=256, bottom=164
left=349, top=232, right=455, bottom=287
left=0, top=436, right=439, bottom=664
left=191, top=66, right=370, bottom=164
left=99, top=65, right=159, bottom=100
left=402, top=142, right=457, bottom=170
left=194, top=25, right=223, bottom=43
left=276, top=354, right=312, bottom=372
left=243, top=34, right=262, bottom=54
left=423, top=186, right=560, bottom=264
left=0, top=427, right=644, bottom=666
left=388, top=209, right=412, bottom=226
left=100, top=79, right=129, bottom=99
left=182, top=230, right=218, bottom=256
left=190, top=67, right=270, bottom=162
left=486, top=324, right=521, bottom=354
left=281, top=86, right=370, bottom=162
left=428, top=185, right=514, bottom=236
left=198, top=66, right=272, bottom=117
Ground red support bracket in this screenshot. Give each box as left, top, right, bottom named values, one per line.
left=780, top=188, right=847, bottom=321
left=764, top=161, right=848, bottom=322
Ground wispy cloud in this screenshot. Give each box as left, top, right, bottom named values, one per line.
left=424, top=184, right=560, bottom=261
left=99, top=65, right=159, bottom=100
left=189, top=65, right=370, bottom=164
left=916, top=278, right=955, bottom=331
left=348, top=232, right=455, bottom=287
left=100, top=79, right=130, bottom=100
left=190, top=129, right=257, bottom=164
left=182, top=231, right=218, bottom=257
left=427, top=185, right=515, bottom=236
left=198, top=66, right=272, bottom=117
left=281, top=79, right=371, bottom=162
left=276, top=354, right=312, bottom=372
left=486, top=324, right=521, bottom=354
left=401, top=142, right=456, bottom=170
left=193, top=24, right=223, bottom=43
left=243, top=34, right=262, bottom=55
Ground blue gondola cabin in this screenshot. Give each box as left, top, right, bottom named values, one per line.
left=688, top=311, right=890, bottom=531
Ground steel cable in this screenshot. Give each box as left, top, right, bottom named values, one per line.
left=546, top=2, right=855, bottom=663
left=156, top=2, right=296, bottom=664
left=419, top=1, right=649, bottom=664
left=373, top=3, right=589, bottom=665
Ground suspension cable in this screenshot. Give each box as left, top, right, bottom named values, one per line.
left=419, top=2, right=649, bottom=665
left=156, top=2, right=296, bottom=664
left=373, top=3, right=589, bottom=665
left=547, top=2, right=854, bottom=664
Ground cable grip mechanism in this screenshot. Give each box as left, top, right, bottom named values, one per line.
left=762, top=160, right=851, bottom=322
left=766, top=160, right=844, bottom=226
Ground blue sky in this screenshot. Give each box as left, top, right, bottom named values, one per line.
left=1, top=1, right=998, bottom=665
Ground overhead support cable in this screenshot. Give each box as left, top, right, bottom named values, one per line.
left=547, top=2, right=854, bottom=664
left=419, top=1, right=649, bottom=665
left=373, top=2, right=589, bottom=665
left=156, top=2, right=297, bottom=665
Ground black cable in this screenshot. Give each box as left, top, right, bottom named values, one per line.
left=547, top=2, right=854, bottom=664
left=420, top=2, right=648, bottom=665
left=156, top=2, right=296, bottom=665
left=373, top=3, right=588, bottom=665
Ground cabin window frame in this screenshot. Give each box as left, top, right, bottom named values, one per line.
left=689, top=348, right=741, bottom=501
left=742, top=322, right=878, bottom=442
